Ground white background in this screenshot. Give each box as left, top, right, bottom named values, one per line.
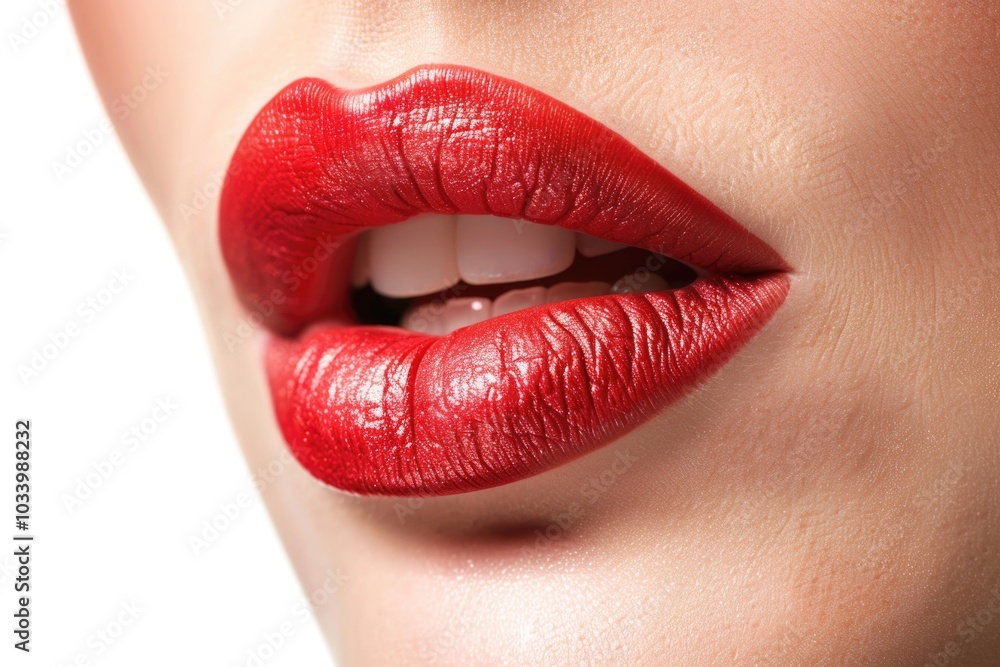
left=1, top=2, right=330, bottom=664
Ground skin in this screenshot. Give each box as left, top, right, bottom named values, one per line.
left=70, top=2, right=1000, bottom=665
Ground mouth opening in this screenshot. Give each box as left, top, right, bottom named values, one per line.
left=348, top=215, right=700, bottom=334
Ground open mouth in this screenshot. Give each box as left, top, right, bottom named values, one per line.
left=219, top=65, right=790, bottom=497
left=350, top=217, right=701, bottom=335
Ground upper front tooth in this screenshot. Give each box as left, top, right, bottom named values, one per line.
left=456, top=215, right=575, bottom=285
left=575, top=233, right=629, bottom=258
left=369, top=214, right=459, bottom=298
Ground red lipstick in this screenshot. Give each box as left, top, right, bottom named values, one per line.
left=220, top=65, right=789, bottom=496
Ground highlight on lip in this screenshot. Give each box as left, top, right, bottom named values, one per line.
left=219, top=65, right=790, bottom=496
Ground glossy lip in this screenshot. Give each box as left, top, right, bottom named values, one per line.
left=220, top=65, right=790, bottom=497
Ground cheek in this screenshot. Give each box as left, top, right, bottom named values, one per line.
left=69, top=0, right=222, bottom=206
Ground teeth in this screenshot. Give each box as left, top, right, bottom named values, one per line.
left=369, top=215, right=459, bottom=298
left=400, top=281, right=628, bottom=334
left=439, top=297, right=492, bottom=333
left=363, top=214, right=640, bottom=299
left=546, top=281, right=612, bottom=303
left=400, top=297, right=491, bottom=335
left=365, top=214, right=678, bottom=334
left=456, top=215, right=575, bottom=285
left=399, top=303, right=446, bottom=335
left=350, top=233, right=370, bottom=288
left=493, top=286, right=546, bottom=317
left=575, top=233, right=628, bottom=258
left=611, top=270, right=670, bottom=294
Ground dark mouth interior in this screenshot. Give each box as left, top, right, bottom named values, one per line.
left=351, top=248, right=698, bottom=327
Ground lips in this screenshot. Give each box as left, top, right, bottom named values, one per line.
left=220, top=65, right=790, bottom=496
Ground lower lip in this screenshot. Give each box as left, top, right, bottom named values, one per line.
left=266, top=272, right=789, bottom=496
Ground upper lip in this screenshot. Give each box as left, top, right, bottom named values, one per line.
left=220, top=65, right=790, bottom=497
